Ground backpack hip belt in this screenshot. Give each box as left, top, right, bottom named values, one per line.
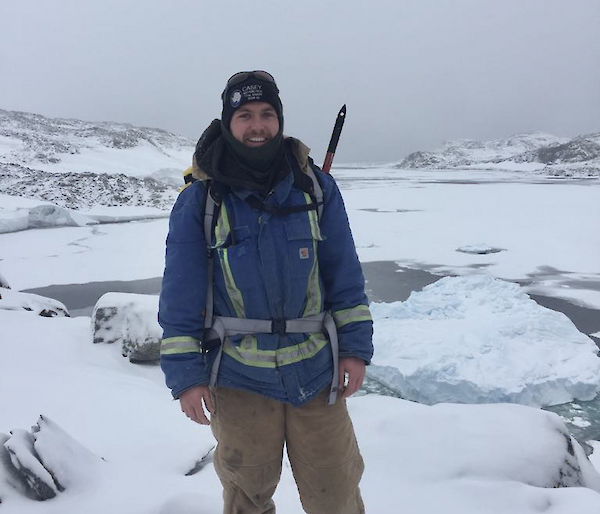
left=207, top=311, right=339, bottom=405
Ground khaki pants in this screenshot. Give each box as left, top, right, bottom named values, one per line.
left=210, top=387, right=365, bottom=514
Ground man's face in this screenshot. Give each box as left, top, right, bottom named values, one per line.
left=230, top=101, right=280, bottom=148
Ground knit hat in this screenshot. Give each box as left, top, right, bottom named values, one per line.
left=221, top=71, right=283, bottom=130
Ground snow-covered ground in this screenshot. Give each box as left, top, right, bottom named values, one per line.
left=1, top=165, right=600, bottom=512
left=2, top=309, right=600, bottom=513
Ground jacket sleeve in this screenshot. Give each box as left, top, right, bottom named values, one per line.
left=316, top=170, right=374, bottom=364
left=158, top=182, right=210, bottom=398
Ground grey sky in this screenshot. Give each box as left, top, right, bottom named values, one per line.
left=1, top=0, right=599, bottom=163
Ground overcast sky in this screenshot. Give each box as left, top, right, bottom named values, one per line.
left=1, top=0, right=599, bottom=163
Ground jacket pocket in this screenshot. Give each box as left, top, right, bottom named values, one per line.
left=284, top=216, right=319, bottom=280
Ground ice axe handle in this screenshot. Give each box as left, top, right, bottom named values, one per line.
left=322, top=104, right=346, bottom=174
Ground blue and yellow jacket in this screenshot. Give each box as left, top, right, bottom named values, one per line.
left=158, top=138, right=373, bottom=406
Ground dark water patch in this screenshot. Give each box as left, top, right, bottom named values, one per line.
left=361, top=262, right=443, bottom=303
left=528, top=293, right=600, bottom=338
left=545, top=399, right=600, bottom=452
left=24, top=277, right=163, bottom=314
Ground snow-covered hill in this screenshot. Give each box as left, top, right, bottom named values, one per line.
left=398, top=132, right=600, bottom=177
left=0, top=109, right=196, bottom=210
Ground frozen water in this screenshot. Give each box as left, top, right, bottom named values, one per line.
left=368, top=275, right=600, bottom=407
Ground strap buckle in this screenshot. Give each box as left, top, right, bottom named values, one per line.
left=271, top=319, right=287, bottom=336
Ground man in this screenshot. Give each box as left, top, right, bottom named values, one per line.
left=159, top=70, right=373, bottom=514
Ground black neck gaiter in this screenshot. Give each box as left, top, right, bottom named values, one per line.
left=194, top=119, right=291, bottom=194
left=219, top=124, right=287, bottom=194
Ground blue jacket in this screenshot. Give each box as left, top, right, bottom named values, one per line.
left=159, top=138, right=373, bottom=406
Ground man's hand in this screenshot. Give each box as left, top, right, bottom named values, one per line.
left=179, top=385, right=214, bottom=425
left=338, top=357, right=366, bottom=399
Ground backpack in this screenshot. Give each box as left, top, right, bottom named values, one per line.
left=182, top=157, right=339, bottom=404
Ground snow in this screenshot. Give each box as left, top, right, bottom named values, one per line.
left=0, top=220, right=168, bottom=290
left=337, top=167, right=600, bottom=309
left=368, top=275, right=600, bottom=407
left=1, top=162, right=600, bottom=511
left=2, top=309, right=600, bottom=512
left=0, top=287, right=69, bottom=316
left=33, top=143, right=192, bottom=179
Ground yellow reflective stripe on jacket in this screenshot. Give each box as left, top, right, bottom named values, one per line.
left=332, top=305, right=372, bottom=329
left=219, top=248, right=245, bottom=317
left=212, top=202, right=246, bottom=317
left=160, top=336, right=201, bottom=355
left=223, top=334, right=329, bottom=368
left=213, top=201, right=231, bottom=247
left=302, top=193, right=324, bottom=317
left=302, top=239, right=322, bottom=317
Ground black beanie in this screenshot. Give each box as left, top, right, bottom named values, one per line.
left=221, top=72, right=283, bottom=130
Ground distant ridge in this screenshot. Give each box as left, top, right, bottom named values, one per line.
left=397, top=132, right=600, bottom=177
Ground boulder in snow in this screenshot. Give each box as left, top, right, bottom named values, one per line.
left=92, top=292, right=161, bottom=363
left=0, top=432, right=32, bottom=503
left=352, top=395, right=600, bottom=500
left=3, top=428, right=61, bottom=500
left=0, top=288, right=69, bottom=317
left=1, top=416, right=104, bottom=502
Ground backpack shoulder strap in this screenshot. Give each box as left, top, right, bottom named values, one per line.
left=203, top=180, right=228, bottom=331
left=304, top=157, right=324, bottom=220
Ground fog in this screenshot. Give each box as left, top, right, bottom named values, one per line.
left=1, top=0, right=598, bottom=163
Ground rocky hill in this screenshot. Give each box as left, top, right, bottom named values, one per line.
left=0, top=109, right=196, bottom=210
left=397, top=132, right=600, bottom=177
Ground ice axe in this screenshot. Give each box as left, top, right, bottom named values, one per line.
left=322, top=104, right=346, bottom=174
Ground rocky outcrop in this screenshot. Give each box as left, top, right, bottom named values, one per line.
left=1, top=416, right=104, bottom=501
left=0, top=163, right=178, bottom=211
left=92, top=292, right=161, bottom=363
left=0, top=288, right=69, bottom=317
left=0, top=108, right=192, bottom=210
